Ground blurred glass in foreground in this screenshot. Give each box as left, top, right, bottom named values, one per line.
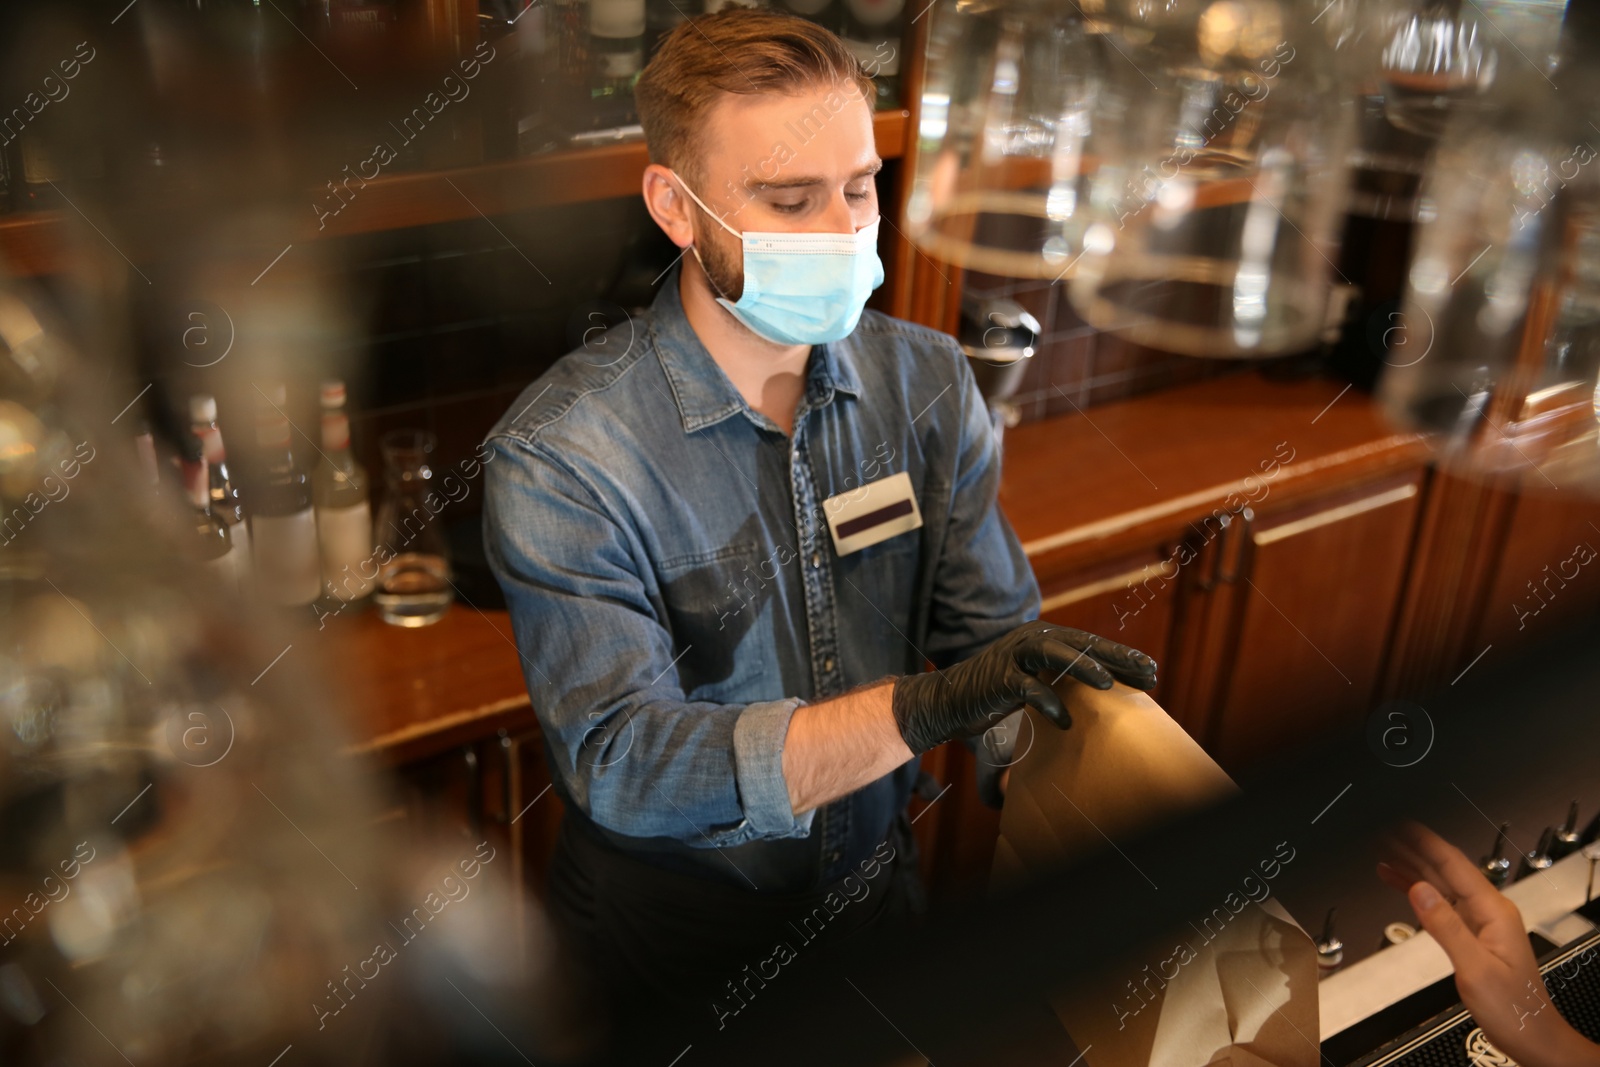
left=1378, top=8, right=1600, bottom=495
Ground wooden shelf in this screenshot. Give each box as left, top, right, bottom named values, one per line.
left=318, top=602, right=536, bottom=767
left=0, top=109, right=911, bottom=277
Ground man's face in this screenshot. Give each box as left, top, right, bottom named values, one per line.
left=687, top=80, right=881, bottom=302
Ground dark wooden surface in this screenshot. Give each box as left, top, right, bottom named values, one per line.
left=997, top=370, right=1430, bottom=582
left=319, top=602, right=535, bottom=767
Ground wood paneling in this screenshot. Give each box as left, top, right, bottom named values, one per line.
left=1203, top=472, right=1424, bottom=770
left=0, top=110, right=910, bottom=277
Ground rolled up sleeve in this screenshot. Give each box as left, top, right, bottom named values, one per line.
left=482, top=432, right=814, bottom=848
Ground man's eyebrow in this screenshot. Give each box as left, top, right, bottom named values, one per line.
left=745, top=160, right=885, bottom=191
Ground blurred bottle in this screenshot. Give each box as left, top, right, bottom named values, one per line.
left=480, top=1, right=562, bottom=157
left=134, top=420, right=160, bottom=489
left=0, top=148, right=14, bottom=215
left=312, top=0, right=401, bottom=46
left=779, top=0, right=836, bottom=25
left=313, top=380, right=375, bottom=610
left=190, top=393, right=251, bottom=581
left=14, top=131, right=66, bottom=213
left=837, top=0, right=902, bottom=109
left=646, top=0, right=691, bottom=59
left=703, top=0, right=765, bottom=10
left=588, top=0, right=646, bottom=129
left=181, top=450, right=238, bottom=588
left=14, top=125, right=107, bottom=214
left=250, top=383, right=321, bottom=608
left=372, top=429, right=453, bottom=627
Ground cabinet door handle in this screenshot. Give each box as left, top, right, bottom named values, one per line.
left=464, top=746, right=484, bottom=836
left=498, top=729, right=514, bottom=825
left=1192, top=514, right=1233, bottom=592
left=1217, top=506, right=1254, bottom=585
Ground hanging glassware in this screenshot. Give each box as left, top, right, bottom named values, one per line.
left=1061, top=0, right=1355, bottom=358
left=904, top=0, right=1108, bottom=280
left=1377, top=58, right=1600, bottom=490
left=1376, top=0, right=1499, bottom=139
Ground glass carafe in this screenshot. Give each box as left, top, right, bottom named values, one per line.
left=372, top=429, right=454, bottom=627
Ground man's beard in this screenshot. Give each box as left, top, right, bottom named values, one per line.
left=691, top=216, right=745, bottom=304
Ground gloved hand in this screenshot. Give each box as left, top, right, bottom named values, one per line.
left=891, top=620, right=1157, bottom=756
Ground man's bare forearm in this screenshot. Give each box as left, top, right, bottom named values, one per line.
left=781, top=679, right=912, bottom=816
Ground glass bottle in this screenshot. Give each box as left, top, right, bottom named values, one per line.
left=190, top=393, right=250, bottom=578
left=181, top=450, right=237, bottom=589
left=372, top=429, right=454, bottom=627
left=250, top=383, right=322, bottom=607
left=588, top=0, right=645, bottom=130
left=837, top=0, right=903, bottom=109
left=313, top=380, right=375, bottom=609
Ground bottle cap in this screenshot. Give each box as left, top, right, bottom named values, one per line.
left=259, top=382, right=287, bottom=408
left=320, top=380, right=346, bottom=409
left=190, top=394, right=217, bottom=423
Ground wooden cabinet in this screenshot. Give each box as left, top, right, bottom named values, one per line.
left=905, top=372, right=1433, bottom=902
left=1174, top=470, right=1423, bottom=770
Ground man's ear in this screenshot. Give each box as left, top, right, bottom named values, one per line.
left=643, top=164, right=695, bottom=249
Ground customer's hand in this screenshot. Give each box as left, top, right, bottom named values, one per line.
left=891, top=620, right=1157, bottom=757
left=1378, top=822, right=1600, bottom=1067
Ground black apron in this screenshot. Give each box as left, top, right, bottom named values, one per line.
left=543, top=800, right=926, bottom=1053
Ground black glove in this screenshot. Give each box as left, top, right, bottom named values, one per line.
left=891, top=620, right=1158, bottom=756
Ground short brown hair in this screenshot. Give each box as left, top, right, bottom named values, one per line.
left=635, top=10, right=875, bottom=185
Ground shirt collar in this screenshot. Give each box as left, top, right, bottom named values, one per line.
left=649, top=263, right=863, bottom=435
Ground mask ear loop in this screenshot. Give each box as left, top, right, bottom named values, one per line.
left=670, top=170, right=743, bottom=304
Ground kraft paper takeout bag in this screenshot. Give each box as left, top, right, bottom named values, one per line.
left=991, top=678, right=1319, bottom=1067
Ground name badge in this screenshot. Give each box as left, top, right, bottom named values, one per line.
left=823, top=470, right=923, bottom=556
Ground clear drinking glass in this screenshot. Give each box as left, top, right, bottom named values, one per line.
left=372, top=429, right=454, bottom=627
left=1065, top=0, right=1356, bottom=357
left=904, top=0, right=1107, bottom=279
left=1377, top=70, right=1600, bottom=490
left=1377, top=0, right=1498, bottom=139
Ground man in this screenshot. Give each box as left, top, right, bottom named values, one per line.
left=480, top=7, right=1157, bottom=1039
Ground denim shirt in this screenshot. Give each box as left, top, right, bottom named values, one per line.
left=481, top=267, right=1040, bottom=893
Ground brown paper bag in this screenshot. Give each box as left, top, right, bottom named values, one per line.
left=991, top=679, right=1319, bottom=1067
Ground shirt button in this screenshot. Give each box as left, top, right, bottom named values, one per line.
left=823, top=656, right=835, bottom=672
left=810, top=551, right=821, bottom=569
left=828, top=849, right=841, bottom=864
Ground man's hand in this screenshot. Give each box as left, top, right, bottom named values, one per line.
left=1378, top=822, right=1600, bottom=1067
left=891, top=620, right=1157, bottom=757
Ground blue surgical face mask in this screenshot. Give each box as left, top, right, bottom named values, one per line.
left=671, top=171, right=885, bottom=346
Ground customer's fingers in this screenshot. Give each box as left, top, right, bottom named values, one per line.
left=1408, top=881, right=1491, bottom=975
left=1396, top=822, right=1503, bottom=923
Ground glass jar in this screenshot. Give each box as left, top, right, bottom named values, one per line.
left=1065, top=0, right=1356, bottom=357
left=371, top=429, right=454, bottom=627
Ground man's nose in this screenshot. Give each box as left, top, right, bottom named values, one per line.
left=817, top=190, right=857, bottom=233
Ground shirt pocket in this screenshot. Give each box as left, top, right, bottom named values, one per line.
left=654, top=541, right=777, bottom=698
left=835, top=529, right=922, bottom=657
